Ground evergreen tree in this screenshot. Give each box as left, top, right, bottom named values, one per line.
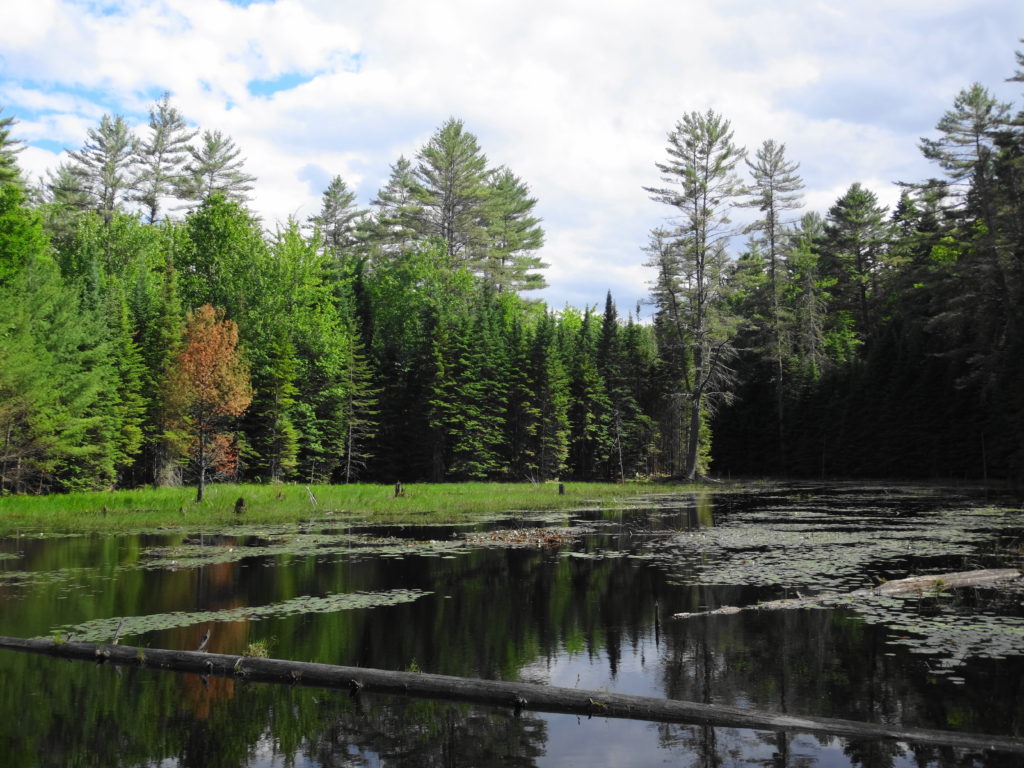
left=644, top=110, right=745, bottom=478
left=0, top=186, right=122, bottom=492
left=248, top=330, right=300, bottom=482
left=42, top=162, right=94, bottom=230
left=565, top=308, right=612, bottom=479
left=412, top=118, right=491, bottom=265
left=820, top=183, right=892, bottom=339
left=368, top=156, right=420, bottom=254
left=67, top=114, right=139, bottom=224
left=427, top=296, right=509, bottom=480
left=742, top=140, right=804, bottom=462
left=0, top=107, right=24, bottom=187
left=181, top=130, right=256, bottom=203
left=133, top=93, right=197, bottom=222
left=137, top=249, right=186, bottom=487
left=527, top=311, right=570, bottom=480
left=339, top=330, right=380, bottom=483
left=309, top=175, right=364, bottom=255
left=786, top=212, right=835, bottom=380
left=481, top=168, right=546, bottom=292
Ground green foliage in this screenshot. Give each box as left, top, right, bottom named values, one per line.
left=133, top=93, right=197, bottom=223
left=181, top=130, right=256, bottom=203
left=0, top=184, right=48, bottom=286
left=6, top=68, right=1024, bottom=494
left=66, top=114, right=139, bottom=224
left=0, top=107, right=24, bottom=187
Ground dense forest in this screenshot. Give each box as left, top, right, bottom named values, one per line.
left=0, top=48, right=1022, bottom=495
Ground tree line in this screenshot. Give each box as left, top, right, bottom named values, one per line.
left=1, top=46, right=1022, bottom=494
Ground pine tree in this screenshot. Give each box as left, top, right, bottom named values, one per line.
left=644, top=110, right=745, bottom=478
left=67, top=114, right=139, bottom=224
left=481, top=168, right=546, bottom=292
left=742, top=140, right=804, bottom=462
left=412, top=118, right=491, bottom=265
left=368, top=156, right=421, bottom=254
left=133, top=93, right=197, bottom=222
left=0, top=106, right=25, bottom=187
left=181, top=130, right=256, bottom=204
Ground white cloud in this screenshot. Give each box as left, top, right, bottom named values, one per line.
left=2, top=0, right=1023, bottom=308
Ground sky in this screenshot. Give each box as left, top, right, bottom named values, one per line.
left=1, top=1, right=1022, bottom=315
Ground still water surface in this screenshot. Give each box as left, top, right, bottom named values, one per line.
left=1, top=484, right=1022, bottom=766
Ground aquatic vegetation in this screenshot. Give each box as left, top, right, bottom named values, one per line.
left=652, top=494, right=1014, bottom=591
left=645, top=487, right=1024, bottom=673
left=136, top=530, right=469, bottom=569
left=463, top=527, right=580, bottom=547
left=852, top=591, right=1024, bottom=677
left=48, top=588, right=433, bottom=643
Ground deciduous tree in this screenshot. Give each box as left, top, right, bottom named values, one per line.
left=165, top=304, right=252, bottom=501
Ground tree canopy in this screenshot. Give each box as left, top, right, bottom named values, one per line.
left=2, top=42, right=1024, bottom=493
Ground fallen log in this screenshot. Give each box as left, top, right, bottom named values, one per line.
left=0, top=636, right=1021, bottom=754
left=672, top=568, right=1022, bottom=620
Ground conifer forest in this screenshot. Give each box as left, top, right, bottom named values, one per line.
left=1, top=50, right=1023, bottom=497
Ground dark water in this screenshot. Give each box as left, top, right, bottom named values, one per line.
left=1, top=484, right=1022, bottom=767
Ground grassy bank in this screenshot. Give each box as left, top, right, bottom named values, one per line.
left=0, top=481, right=692, bottom=535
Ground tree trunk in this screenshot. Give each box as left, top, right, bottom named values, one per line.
left=0, top=636, right=1020, bottom=754
left=196, top=432, right=206, bottom=502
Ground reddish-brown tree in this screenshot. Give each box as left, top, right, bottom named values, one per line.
left=165, top=304, right=252, bottom=501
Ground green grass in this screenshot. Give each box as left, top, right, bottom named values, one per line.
left=0, top=481, right=691, bottom=535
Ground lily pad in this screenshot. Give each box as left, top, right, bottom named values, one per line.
left=49, top=588, right=433, bottom=643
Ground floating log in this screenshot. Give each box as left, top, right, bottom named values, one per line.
left=672, top=569, right=1023, bottom=620
left=0, top=636, right=1021, bottom=754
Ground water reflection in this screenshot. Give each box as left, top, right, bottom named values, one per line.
left=0, top=485, right=1022, bottom=766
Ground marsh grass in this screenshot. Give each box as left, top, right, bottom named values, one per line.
left=0, top=481, right=686, bottom=535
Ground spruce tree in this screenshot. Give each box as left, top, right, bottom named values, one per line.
left=821, top=183, right=892, bottom=339
left=309, top=175, right=364, bottom=255
left=368, top=156, right=420, bottom=254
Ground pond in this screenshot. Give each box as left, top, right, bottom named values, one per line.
left=0, top=483, right=1022, bottom=767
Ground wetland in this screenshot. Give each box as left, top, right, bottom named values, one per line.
left=1, top=483, right=1022, bottom=766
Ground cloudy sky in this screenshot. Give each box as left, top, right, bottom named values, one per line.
left=2, top=1, right=1022, bottom=313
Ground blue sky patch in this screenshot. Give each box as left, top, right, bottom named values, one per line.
left=248, top=72, right=314, bottom=98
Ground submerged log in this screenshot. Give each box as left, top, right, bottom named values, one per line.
left=0, top=636, right=1021, bottom=753
left=672, top=569, right=1023, bottom=620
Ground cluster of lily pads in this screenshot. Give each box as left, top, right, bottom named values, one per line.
left=45, top=588, right=433, bottom=644
left=644, top=487, right=1024, bottom=675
